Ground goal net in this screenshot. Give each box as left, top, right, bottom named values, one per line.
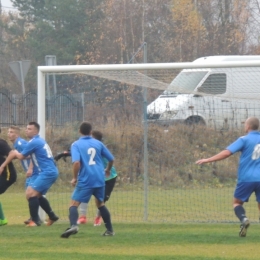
left=37, top=57, right=260, bottom=223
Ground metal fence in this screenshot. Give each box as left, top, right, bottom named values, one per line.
left=0, top=89, right=83, bottom=126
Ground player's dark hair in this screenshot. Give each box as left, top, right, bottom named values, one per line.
left=79, top=122, right=92, bottom=135
left=28, top=121, right=40, bottom=131
left=92, top=130, right=103, bottom=141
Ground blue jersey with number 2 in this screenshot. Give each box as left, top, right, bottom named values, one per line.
left=226, top=131, right=260, bottom=183
left=21, top=135, right=58, bottom=176
left=71, top=136, right=114, bottom=188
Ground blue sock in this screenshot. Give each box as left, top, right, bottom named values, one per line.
left=69, top=206, right=78, bottom=226
left=28, top=197, right=40, bottom=223
left=234, top=205, right=246, bottom=222
left=38, top=196, right=55, bottom=218
left=99, top=205, right=113, bottom=232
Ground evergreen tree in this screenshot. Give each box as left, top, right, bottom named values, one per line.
left=11, top=0, right=105, bottom=65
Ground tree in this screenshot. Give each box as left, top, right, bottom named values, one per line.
left=0, top=0, right=259, bottom=95
left=0, top=11, right=32, bottom=92
left=245, top=0, right=260, bottom=54
left=196, top=0, right=250, bottom=55
left=171, top=0, right=207, bottom=61
left=11, top=0, right=105, bottom=65
left=0, top=0, right=107, bottom=92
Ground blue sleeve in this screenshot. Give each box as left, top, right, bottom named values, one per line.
left=71, top=142, right=80, bottom=163
left=101, top=144, right=114, bottom=162
left=21, top=140, right=37, bottom=157
left=226, top=137, right=244, bottom=154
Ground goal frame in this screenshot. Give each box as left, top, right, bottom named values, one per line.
left=37, top=60, right=260, bottom=138
left=37, top=59, right=260, bottom=222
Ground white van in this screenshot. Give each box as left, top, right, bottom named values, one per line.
left=147, top=56, right=260, bottom=130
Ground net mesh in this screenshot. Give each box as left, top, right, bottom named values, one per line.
left=8, top=62, right=260, bottom=223
left=48, top=122, right=255, bottom=223
left=49, top=65, right=260, bottom=223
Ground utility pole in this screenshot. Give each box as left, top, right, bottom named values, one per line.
left=127, top=42, right=149, bottom=221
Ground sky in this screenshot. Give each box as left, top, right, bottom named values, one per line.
left=1, top=0, right=16, bottom=10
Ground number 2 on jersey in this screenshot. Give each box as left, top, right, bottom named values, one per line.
left=88, top=148, right=96, bottom=165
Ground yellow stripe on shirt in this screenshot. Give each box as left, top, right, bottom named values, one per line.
left=6, top=165, right=10, bottom=181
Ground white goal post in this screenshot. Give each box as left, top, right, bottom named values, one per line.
left=37, top=59, right=260, bottom=138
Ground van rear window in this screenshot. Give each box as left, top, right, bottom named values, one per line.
left=198, top=73, right=226, bottom=95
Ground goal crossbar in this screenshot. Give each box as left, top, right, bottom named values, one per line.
left=37, top=60, right=260, bottom=137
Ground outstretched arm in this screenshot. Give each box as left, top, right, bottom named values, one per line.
left=26, top=160, right=34, bottom=177
left=105, top=160, right=114, bottom=178
left=196, top=150, right=232, bottom=165
left=0, top=150, right=25, bottom=174
left=54, top=151, right=71, bottom=161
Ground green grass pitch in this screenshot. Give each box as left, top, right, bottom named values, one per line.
left=1, top=223, right=260, bottom=259
left=1, top=193, right=260, bottom=259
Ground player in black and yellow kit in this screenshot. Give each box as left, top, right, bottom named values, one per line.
left=0, top=127, right=17, bottom=226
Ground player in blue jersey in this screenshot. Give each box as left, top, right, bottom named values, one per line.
left=55, top=130, right=118, bottom=226
left=8, top=126, right=32, bottom=188
left=0, top=122, right=59, bottom=227
left=0, top=127, right=17, bottom=226
left=61, top=122, right=115, bottom=238
left=77, top=130, right=117, bottom=226
left=7, top=125, right=37, bottom=224
left=196, top=117, right=260, bottom=237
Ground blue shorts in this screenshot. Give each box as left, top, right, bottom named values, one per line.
left=27, top=174, right=38, bottom=187
left=25, top=176, right=31, bottom=189
left=28, top=173, right=58, bottom=195
left=71, top=186, right=105, bottom=203
left=234, top=182, right=260, bottom=202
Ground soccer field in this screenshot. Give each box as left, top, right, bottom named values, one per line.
left=1, top=222, right=260, bottom=260
left=2, top=188, right=260, bottom=224
left=1, top=192, right=260, bottom=259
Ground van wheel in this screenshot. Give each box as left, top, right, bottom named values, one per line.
left=185, top=116, right=205, bottom=125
